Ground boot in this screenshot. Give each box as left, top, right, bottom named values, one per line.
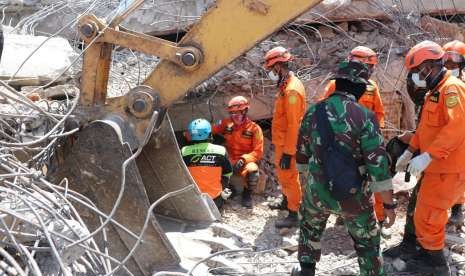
left=275, top=210, right=298, bottom=228
left=405, top=248, right=451, bottom=276
left=241, top=188, right=253, bottom=209
left=269, top=195, right=288, bottom=210
left=335, top=216, right=344, bottom=226
left=449, top=204, right=464, bottom=227
left=383, top=233, right=418, bottom=259
left=291, top=263, right=316, bottom=276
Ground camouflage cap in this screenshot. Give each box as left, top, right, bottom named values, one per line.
left=333, top=60, right=370, bottom=84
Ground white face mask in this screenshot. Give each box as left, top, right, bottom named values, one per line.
left=411, top=72, right=427, bottom=88
left=268, top=70, right=279, bottom=81
left=451, top=68, right=461, bottom=77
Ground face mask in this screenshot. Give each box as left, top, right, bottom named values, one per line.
left=268, top=70, right=279, bottom=81
left=231, top=114, right=246, bottom=125
left=411, top=73, right=427, bottom=88
left=451, top=68, right=461, bottom=77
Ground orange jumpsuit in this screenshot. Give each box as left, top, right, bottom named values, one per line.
left=272, top=72, right=307, bottom=212
left=323, top=79, right=387, bottom=221
left=457, top=74, right=465, bottom=205
left=409, top=71, right=465, bottom=250
left=212, top=118, right=264, bottom=181
left=323, top=79, right=385, bottom=127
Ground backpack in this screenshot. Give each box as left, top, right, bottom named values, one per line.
left=315, top=101, right=366, bottom=201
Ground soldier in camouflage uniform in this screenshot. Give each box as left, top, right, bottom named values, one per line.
left=292, top=61, right=396, bottom=276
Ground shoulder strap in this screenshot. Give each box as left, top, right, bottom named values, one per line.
left=315, top=102, right=335, bottom=148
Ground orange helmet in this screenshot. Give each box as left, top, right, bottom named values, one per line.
left=405, top=40, right=445, bottom=70
left=264, top=46, right=293, bottom=70
left=228, top=96, right=249, bottom=112
left=443, top=40, right=465, bottom=63
left=349, top=46, right=378, bottom=65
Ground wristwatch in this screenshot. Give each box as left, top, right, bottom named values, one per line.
left=383, top=201, right=398, bottom=210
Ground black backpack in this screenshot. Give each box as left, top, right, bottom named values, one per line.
left=315, top=101, right=366, bottom=201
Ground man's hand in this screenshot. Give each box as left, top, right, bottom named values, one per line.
left=395, top=150, right=413, bottom=172
left=408, top=152, right=432, bottom=177
left=233, top=159, right=245, bottom=175
left=279, top=154, right=292, bottom=170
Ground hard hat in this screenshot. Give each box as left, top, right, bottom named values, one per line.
left=334, top=60, right=370, bottom=84
left=227, top=96, right=249, bottom=112
left=188, top=118, right=211, bottom=141
left=264, top=46, right=293, bottom=70
left=443, top=40, right=465, bottom=63
left=349, top=46, right=378, bottom=65
left=405, top=40, right=445, bottom=70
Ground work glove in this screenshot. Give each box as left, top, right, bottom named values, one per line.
left=221, top=188, right=232, bottom=200
left=233, top=159, right=245, bottom=175
left=395, top=150, right=413, bottom=172
left=407, top=152, right=432, bottom=177
left=279, top=153, right=292, bottom=170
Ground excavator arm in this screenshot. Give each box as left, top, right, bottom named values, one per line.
left=51, top=1, right=323, bottom=275
left=77, top=0, right=322, bottom=138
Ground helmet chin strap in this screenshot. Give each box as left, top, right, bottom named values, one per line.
left=426, top=67, right=447, bottom=90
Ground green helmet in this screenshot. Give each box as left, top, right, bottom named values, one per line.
left=334, top=60, right=370, bottom=84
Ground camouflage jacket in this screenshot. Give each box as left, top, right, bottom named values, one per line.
left=297, top=91, right=392, bottom=193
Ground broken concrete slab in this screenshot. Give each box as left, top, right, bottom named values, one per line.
left=0, top=33, right=77, bottom=80
left=21, top=84, right=78, bottom=100
left=420, top=15, right=464, bottom=42
left=6, top=0, right=465, bottom=40
left=298, top=0, right=465, bottom=24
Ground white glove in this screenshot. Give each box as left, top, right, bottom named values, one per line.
left=407, top=152, right=432, bottom=177
left=395, top=150, right=413, bottom=172
left=221, top=188, right=232, bottom=200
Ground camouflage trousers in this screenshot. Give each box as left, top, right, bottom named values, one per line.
left=298, top=182, right=385, bottom=276
left=403, top=177, right=422, bottom=240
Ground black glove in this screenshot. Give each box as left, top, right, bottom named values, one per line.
left=279, top=154, right=292, bottom=170
left=233, top=159, right=245, bottom=175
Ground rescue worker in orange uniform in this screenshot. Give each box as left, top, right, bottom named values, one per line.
left=393, top=41, right=465, bottom=275
left=443, top=40, right=465, bottom=227
left=182, top=119, right=233, bottom=209
left=323, top=46, right=385, bottom=127
left=322, top=46, right=387, bottom=231
left=264, top=46, right=307, bottom=228
left=212, top=96, right=264, bottom=208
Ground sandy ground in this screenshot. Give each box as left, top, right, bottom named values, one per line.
left=212, top=184, right=465, bottom=276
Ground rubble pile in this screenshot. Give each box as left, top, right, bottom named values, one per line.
left=0, top=153, right=121, bottom=276
left=172, top=18, right=440, bottom=134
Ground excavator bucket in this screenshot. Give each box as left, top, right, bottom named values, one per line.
left=49, top=112, right=219, bottom=276
left=137, top=113, right=220, bottom=221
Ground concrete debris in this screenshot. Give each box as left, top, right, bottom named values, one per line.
left=0, top=154, right=108, bottom=276
left=299, top=0, right=465, bottom=23
left=0, top=33, right=77, bottom=80
left=421, top=15, right=465, bottom=42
